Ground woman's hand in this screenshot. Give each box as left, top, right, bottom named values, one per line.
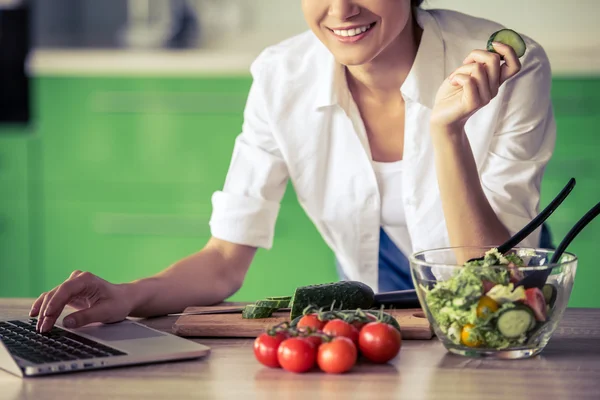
left=430, top=42, right=522, bottom=131
left=30, top=270, right=135, bottom=333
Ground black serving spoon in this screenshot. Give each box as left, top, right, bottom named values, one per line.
left=517, top=200, right=600, bottom=290
left=466, top=178, right=576, bottom=263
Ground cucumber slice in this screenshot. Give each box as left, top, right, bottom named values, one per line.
left=487, top=29, right=526, bottom=58
left=496, top=305, right=535, bottom=338
left=266, top=296, right=292, bottom=301
left=255, top=299, right=290, bottom=309
left=242, top=305, right=277, bottom=319
left=542, top=284, right=557, bottom=308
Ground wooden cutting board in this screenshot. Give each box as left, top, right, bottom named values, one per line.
left=172, top=303, right=434, bottom=340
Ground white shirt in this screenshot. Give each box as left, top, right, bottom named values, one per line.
left=372, top=160, right=414, bottom=258
left=208, top=8, right=556, bottom=292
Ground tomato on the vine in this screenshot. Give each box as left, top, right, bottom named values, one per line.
left=317, top=336, right=357, bottom=374
left=302, top=333, right=323, bottom=348
left=351, top=313, right=377, bottom=330
left=297, top=314, right=326, bottom=331
left=323, top=319, right=359, bottom=344
left=358, top=322, right=402, bottom=363
left=253, top=332, right=287, bottom=368
left=277, top=337, right=317, bottom=373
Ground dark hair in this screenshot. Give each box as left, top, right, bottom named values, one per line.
left=412, top=0, right=424, bottom=7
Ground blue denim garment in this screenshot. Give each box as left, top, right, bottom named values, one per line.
left=336, top=224, right=555, bottom=292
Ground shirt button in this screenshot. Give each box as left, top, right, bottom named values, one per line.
left=362, top=233, right=374, bottom=241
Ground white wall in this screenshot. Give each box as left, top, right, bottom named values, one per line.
left=240, top=0, right=600, bottom=74
left=245, top=0, right=600, bottom=51
left=422, top=0, right=600, bottom=52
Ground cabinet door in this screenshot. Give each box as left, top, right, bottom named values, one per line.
left=543, top=78, right=600, bottom=308
left=0, top=132, right=32, bottom=297
left=35, top=76, right=336, bottom=299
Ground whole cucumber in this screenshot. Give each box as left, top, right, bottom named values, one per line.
left=289, top=281, right=375, bottom=320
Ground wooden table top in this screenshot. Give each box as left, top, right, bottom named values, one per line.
left=1, top=298, right=599, bottom=400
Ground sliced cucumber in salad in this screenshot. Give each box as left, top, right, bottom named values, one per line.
left=542, top=284, right=557, bottom=308
left=487, top=28, right=526, bottom=58
left=496, top=305, right=535, bottom=339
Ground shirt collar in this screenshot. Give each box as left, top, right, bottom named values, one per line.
left=314, top=8, right=446, bottom=111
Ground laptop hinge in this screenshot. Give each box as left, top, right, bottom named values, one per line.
left=0, top=340, right=24, bottom=377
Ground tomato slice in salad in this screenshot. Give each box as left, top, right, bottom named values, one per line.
left=524, top=287, right=547, bottom=322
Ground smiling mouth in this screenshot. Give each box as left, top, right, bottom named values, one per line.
left=329, top=22, right=376, bottom=38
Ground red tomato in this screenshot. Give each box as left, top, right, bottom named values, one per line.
left=277, top=338, right=316, bottom=373
left=482, top=280, right=496, bottom=294
left=358, top=322, right=402, bottom=363
left=253, top=332, right=287, bottom=368
left=304, top=334, right=323, bottom=349
left=297, top=314, right=326, bottom=331
left=351, top=313, right=377, bottom=330
left=323, top=319, right=360, bottom=344
left=508, top=263, right=525, bottom=284
left=317, top=337, right=357, bottom=374
left=524, top=287, right=547, bottom=321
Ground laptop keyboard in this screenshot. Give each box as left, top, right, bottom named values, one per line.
left=0, top=319, right=127, bottom=365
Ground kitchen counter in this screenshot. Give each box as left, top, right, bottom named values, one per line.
left=1, top=298, right=599, bottom=399
left=27, top=47, right=600, bottom=77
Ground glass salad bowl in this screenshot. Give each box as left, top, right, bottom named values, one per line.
left=409, top=247, right=577, bottom=359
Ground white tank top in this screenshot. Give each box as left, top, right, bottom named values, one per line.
left=372, top=160, right=414, bottom=256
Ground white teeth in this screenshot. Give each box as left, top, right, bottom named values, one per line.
left=332, top=24, right=371, bottom=38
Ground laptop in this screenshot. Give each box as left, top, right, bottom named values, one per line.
left=0, top=317, right=210, bottom=377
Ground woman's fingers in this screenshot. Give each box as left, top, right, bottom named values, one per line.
left=36, top=287, right=58, bottom=332
left=35, top=270, right=91, bottom=332
left=30, top=292, right=47, bottom=318
left=463, top=50, right=501, bottom=97
left=64, top=302, right=122, bottom=329
left=451, top=73, right=481, bottom=111
left=449, top=63, right=490, bottom=105
left=489, top=42, right=522, bottom=84
left=40, top=276, right=92, bottom=332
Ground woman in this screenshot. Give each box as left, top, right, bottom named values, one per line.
left=31, top=0, right=555, bottom=333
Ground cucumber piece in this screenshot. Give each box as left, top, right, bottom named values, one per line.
left=255, top=299, right=290, bottom=309
left=542, top=284, right=557, bottom=308
left=242, top=305, right=277, bottom=319
left=526, top=321, right=548, bottom=345
left=266, top=296, right=292, bottom=301
left=487, top=28, right=526, bottom=58
left=289, top=281, right=375, bottom=320
left=496, top=305, right=535, bottom=338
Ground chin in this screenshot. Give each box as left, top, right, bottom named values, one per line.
left=332, top=51, right=378, bottom=67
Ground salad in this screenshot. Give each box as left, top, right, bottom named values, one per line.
left=422, top=248, right=556, bottom=349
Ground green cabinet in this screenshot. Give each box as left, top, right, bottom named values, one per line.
left=0, top=130, right=32, bottom=297
left=32, top=77, right=336, bottom=300
left=540, top=78, right=600, bottom=308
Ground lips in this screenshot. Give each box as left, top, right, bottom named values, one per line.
left=331, top=22, right=375, bottom=38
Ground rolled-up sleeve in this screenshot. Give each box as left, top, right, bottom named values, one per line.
left=480, top=43, right=557, bottom=248
left=209, top=59, right=289, bottom=249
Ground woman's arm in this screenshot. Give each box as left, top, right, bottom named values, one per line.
left=127, top=238, right=257, bottom=317
left=429, top=41, right=547, bottom=255
left=31, top=238, right=257, bottom=331
left=430, top=126, right=510, bottom=249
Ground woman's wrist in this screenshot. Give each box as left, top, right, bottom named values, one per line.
left=122, top=277, right=161, bottom=317
left=429, top=121, right=467, bottom=149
